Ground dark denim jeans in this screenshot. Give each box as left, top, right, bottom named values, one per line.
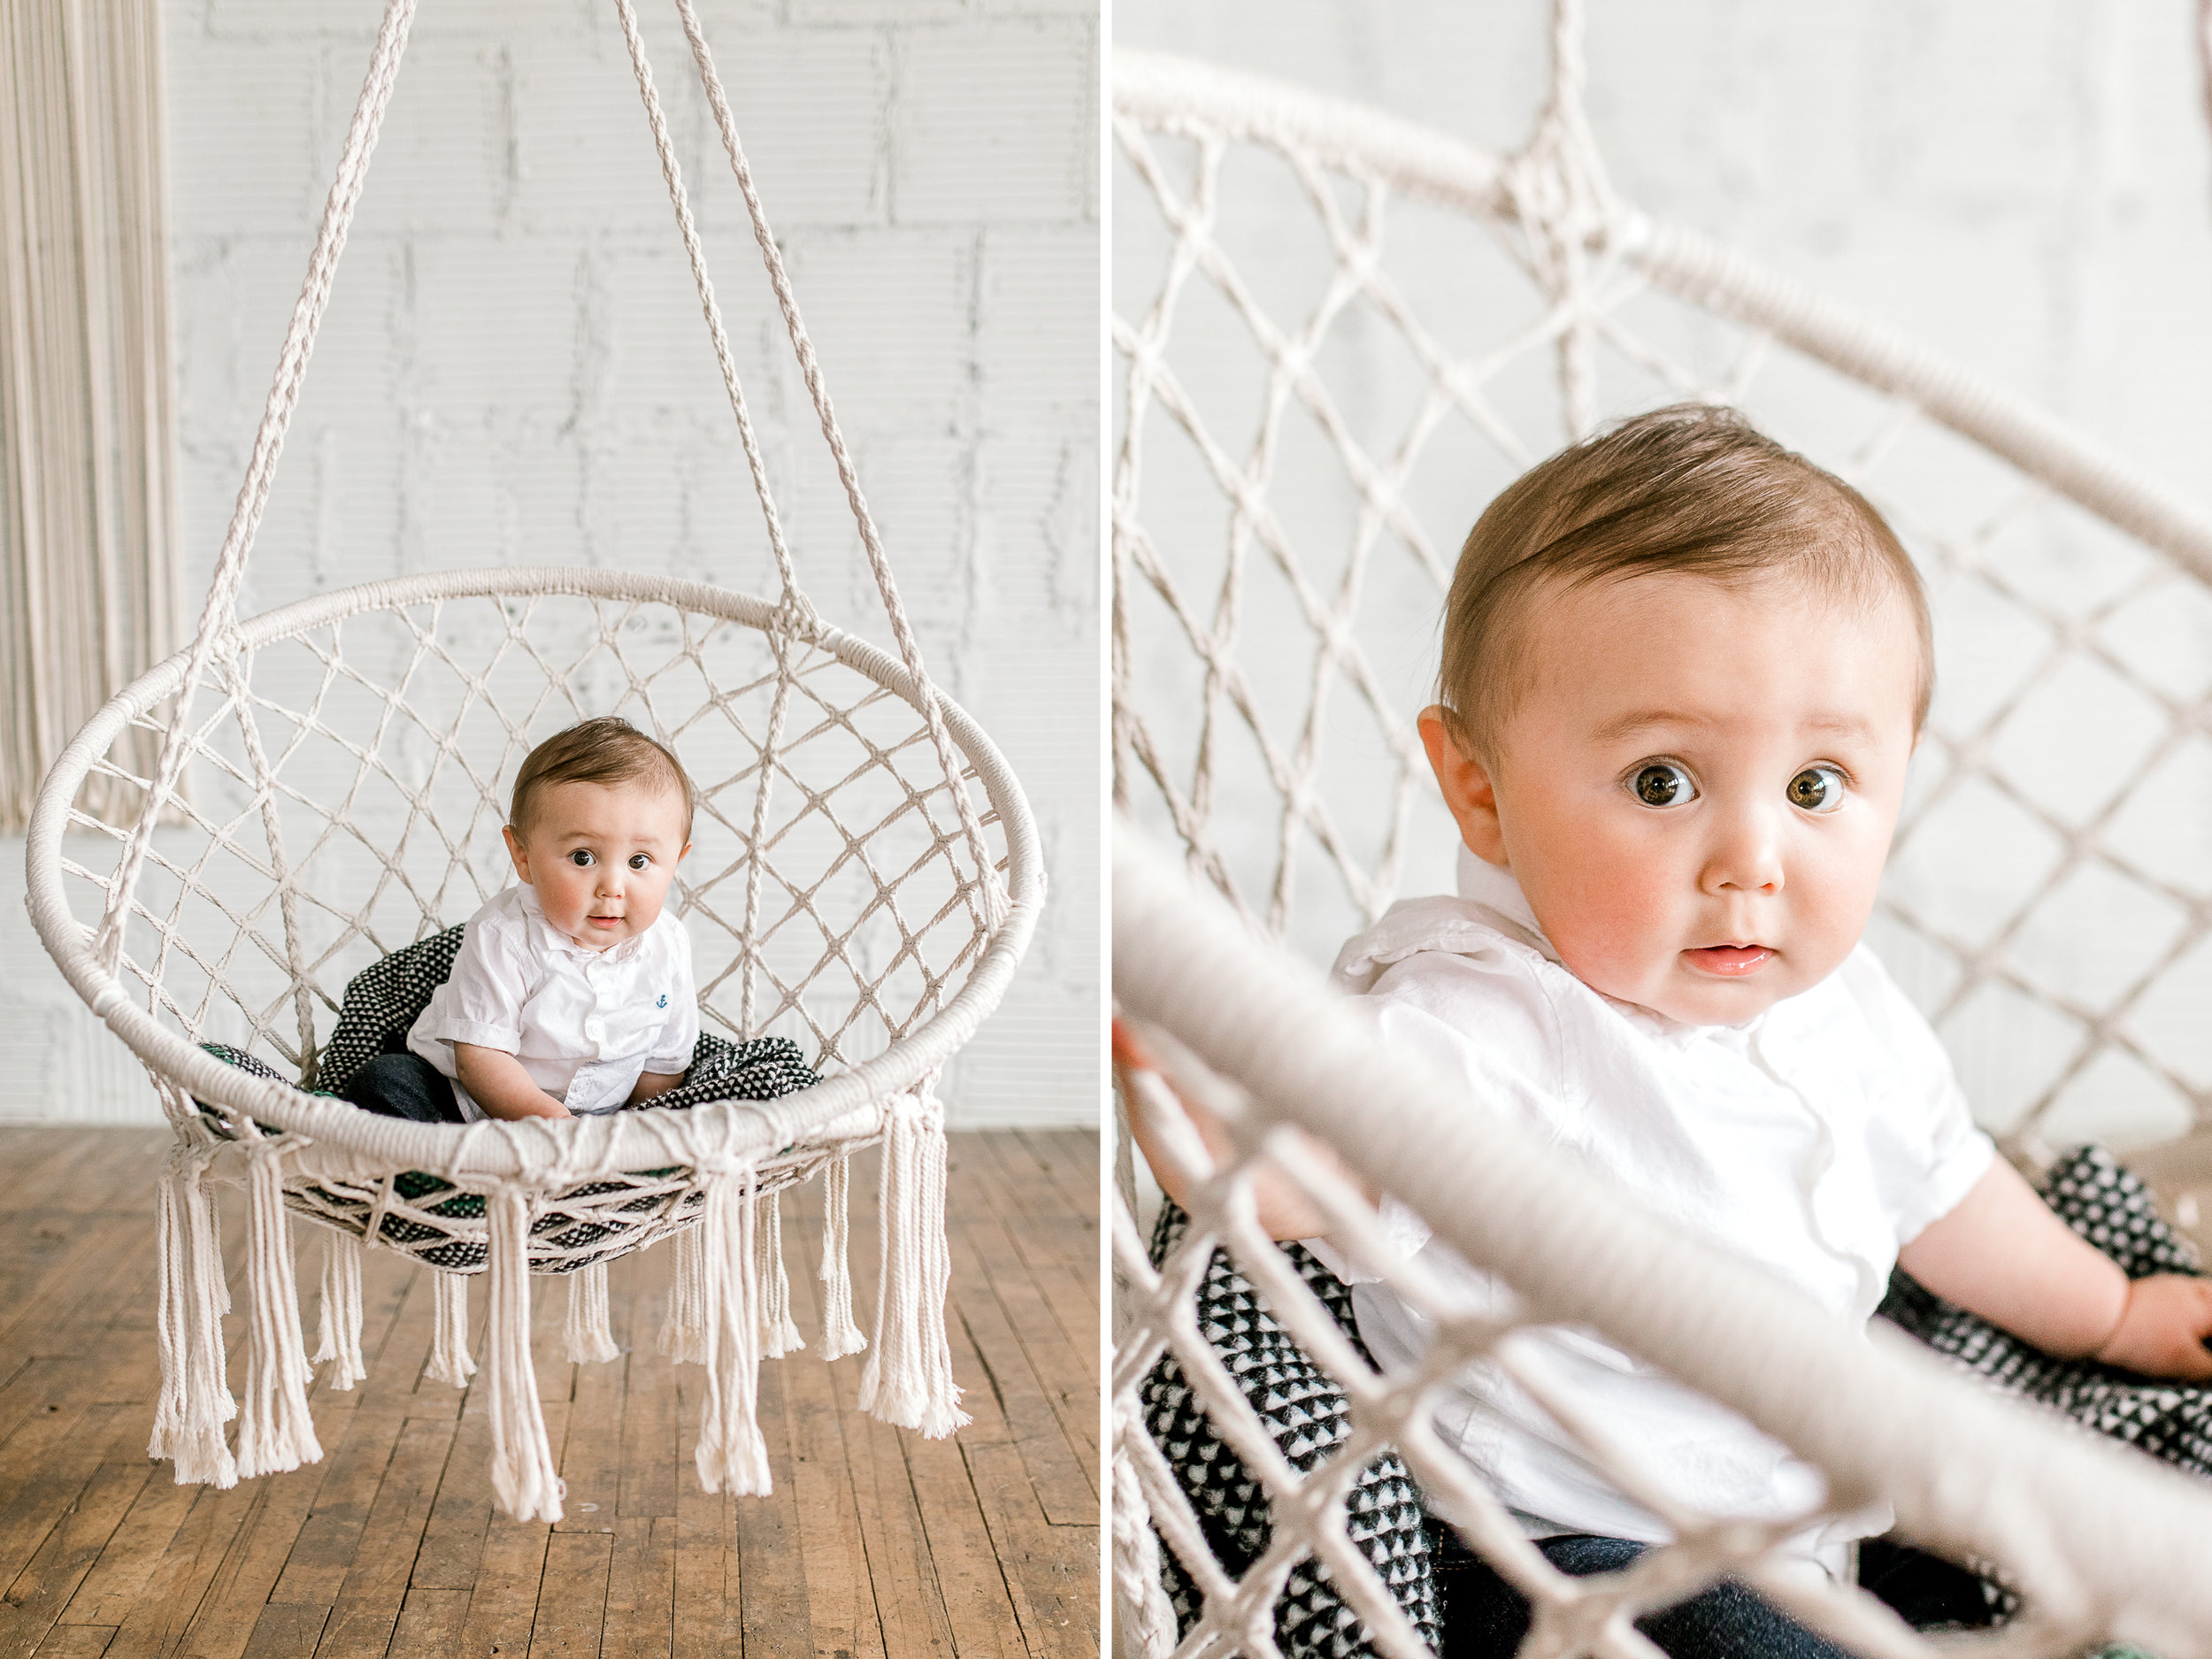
left=342, top=1051, right=466, bottom=1125
left=1433, top=1529, right=1990, bottom=1658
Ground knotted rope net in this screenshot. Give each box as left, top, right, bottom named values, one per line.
left=25, top=0, right=1039, bottom=1525
left=1113, top=4, right=2212, bottom=1651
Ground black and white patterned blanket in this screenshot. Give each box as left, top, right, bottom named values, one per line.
left=1145, top=1144, right=2208, bottom=1658
left=199, top=923, right=821, bottom=1127
left=1143, top=1204, right=1439, bottom=1659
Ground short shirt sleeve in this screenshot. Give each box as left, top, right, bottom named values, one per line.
left=1302, top=942, right=1571, bottom=1283
left=1846, top=947, right=1997, bottom=1244
left=643, top=914, right=699, bottom=1074
left=416, top=907, right=537, bottom=1056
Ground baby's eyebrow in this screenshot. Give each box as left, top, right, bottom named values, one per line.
left=1589, top=708, right=1715, bottom=742
left=1591, top=708, right=1885, bottom=744
left=1801, top=713, right=1884, bottom=743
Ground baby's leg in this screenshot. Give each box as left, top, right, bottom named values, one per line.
left=342, top=1053, right=465, bottom=1124
left=1431, top=1529, right=1886, bottom=1659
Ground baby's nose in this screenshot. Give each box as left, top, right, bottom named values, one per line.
left=1703, top=805, right=1786, bottom=894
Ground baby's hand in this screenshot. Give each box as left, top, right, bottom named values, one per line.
left=2092, top=1274, right=2212, bottom=1381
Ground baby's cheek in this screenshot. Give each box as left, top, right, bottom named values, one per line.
left=1545, top=864, right=1679, bottom=997
left=1797, top=853, right=1886, bottom=974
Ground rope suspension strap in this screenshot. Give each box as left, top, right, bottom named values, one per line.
left=94, top=0, right=419, bottom=979
left=645, top=0, right=1009, bottom=933
left=607, top=0, right=810, bottom=635
left=1494, top=0, right=1624, bottom=441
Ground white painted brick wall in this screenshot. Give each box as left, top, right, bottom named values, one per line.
left=4, top=0, right=1098, bottom=1129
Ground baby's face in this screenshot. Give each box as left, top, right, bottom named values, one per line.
left=1425, top=572, right=1922, bottom=1026
left=503, top=779, right=691, bottom=952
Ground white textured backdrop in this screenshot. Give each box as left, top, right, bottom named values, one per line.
left=1113, top=1, right=2212, bottom=1155
left=4, top=0, right=1100, bottom=1128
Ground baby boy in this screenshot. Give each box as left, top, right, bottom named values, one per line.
left=343, top=716, right=697, bottom=1124
left=1127, top=404, right=2212, bottom=1651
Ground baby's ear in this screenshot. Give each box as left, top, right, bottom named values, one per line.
left=1417, top=706, right=1508, bottom=867
left=501, top=824, right=533, bottom=885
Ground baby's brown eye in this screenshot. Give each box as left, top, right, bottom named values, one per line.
left=1632, top=763, right=1694, bottom=807
left=1788, top=765, right=1847, bottom=812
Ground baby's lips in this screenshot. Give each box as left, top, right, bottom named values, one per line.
left=1685, top=943, right=1774, bottom=975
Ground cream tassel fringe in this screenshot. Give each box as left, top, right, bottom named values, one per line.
left=564, top=1260, right=620, bottom=1364
left=758, top=1194, right=803, bottom=1358
left=150, top=1148, right=237, bottom=1486
left=816, top=1153, right=866, bottom=1361
left=693, top=1171, right=772, bottom=1496
left=485, top=1189, right=563, bottom=1523
left=858, top=1089, right=968, bottom=1438
left=312, top=1230, right=366, bottom=1389
left=234, top=1150, right=322, bottom=1479
left=658, top=1223, right=710, bottom=1363
left=425, top=1270, right=477, bottom=1386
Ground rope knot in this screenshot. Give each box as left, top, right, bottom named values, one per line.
left=771, top=591, right=824, bottom=644
left=692, top=1151, right=756, bottom=1185
left=881, top=1087, right=943, bottom=1134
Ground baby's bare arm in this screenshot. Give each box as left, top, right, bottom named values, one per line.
left=1898, top=1158, right=2212, bottom=1380
left=627, top=1070, right=687, bottom=1106
left=1115, top=1020, right=1371, bottom=1243
left=453, top=1042, right=572, bottom=1121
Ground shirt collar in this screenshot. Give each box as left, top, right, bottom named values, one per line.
left=1454, top=842, right=1769, bottom=1044
left=1454, top=844, right=1561, bottom=964
left=516, top=881, right=647, bottom=964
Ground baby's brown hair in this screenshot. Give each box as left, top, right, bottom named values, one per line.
left=1438, top=403, right=1933, bottom=761
left=510, top=717, right=695, bottom=841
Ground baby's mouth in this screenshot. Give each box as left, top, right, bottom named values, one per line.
left=1684, top=943, right=1773, bottom=976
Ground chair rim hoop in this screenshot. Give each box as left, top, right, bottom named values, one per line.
left=23, top=565, right=1044, bottom=1181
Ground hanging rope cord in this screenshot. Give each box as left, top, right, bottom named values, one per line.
left=91, top=0, right=417, bottom=979
left=662, top=0, right=1003, bottom=940
left=90, top=0, right=1007, bottom=987
left=1494, top=0, right=1620, bottom=442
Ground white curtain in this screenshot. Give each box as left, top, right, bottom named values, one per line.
left=1, top=0, right=180, bottom=830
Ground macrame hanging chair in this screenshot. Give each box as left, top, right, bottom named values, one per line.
left=22, top=0, right=1040, bottom=1528
left=1112, top=2, right=2212, bottom=1652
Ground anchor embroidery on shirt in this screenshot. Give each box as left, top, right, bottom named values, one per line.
left=657, top=994, right=667, bottom=1008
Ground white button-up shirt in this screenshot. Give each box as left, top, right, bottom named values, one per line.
left=1321, top=849, right=1994, bottom=1559
left=408, top=883, right=698, bottom=1121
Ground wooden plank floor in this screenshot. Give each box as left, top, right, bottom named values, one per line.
left=0, top=1128, right=1099, bottom=1659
